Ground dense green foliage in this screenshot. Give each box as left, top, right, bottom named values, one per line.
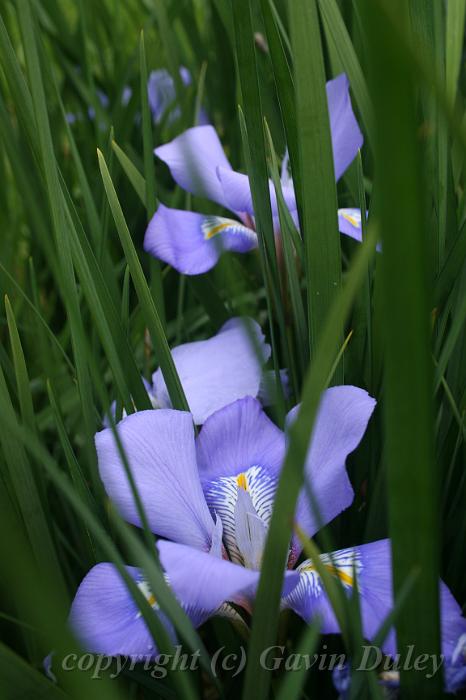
left=0, top=1, right=465, bottom=698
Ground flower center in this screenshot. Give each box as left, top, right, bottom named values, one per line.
left=204, top=465, right=277, bottom=569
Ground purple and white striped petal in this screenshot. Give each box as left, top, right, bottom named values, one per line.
left=96, top=409, right=215, bottom=550
left=197, top=397, right=285, bottom=563
left=284, top=539, right=466, bottom=659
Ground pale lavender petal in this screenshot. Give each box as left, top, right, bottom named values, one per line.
left=144, top=205, right=220, bottom=275
left=197, top=396, right=285, bottom=482
left=152, top=318, right=270, bottom=424
left=283, top=540, right=396, bottom=654
left=327, top=73, right=363, bottom=181
left=144, top=206, right=257, bottom=275
left=158, top=539, right=299, bottom=612
left=155, top=125, right=232, bottom=207
left=96, top=410, right=214, bottom=550
left=69, top=563, right=176, bottom=658
left=287, top=386, right=376, bottom=558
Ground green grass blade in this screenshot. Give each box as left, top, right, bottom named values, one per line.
left=361, top=1, right=441, bottom=696
left=97, top=149, right=189, bottom=411
left=289, top=0, right=342, bottom=376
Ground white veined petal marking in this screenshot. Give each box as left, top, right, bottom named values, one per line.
left=135, top=580, right=160, bottom=619
left=203, top=465, right=277, bottom=567
left=201, top=215, right=256, bottom=243
left=296, top=548, right=363, bottom=598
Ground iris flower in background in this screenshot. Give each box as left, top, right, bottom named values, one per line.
left=333, top=633, right=466, bottom=697
left=144, top=73, right=366, bottom=275
left=148, top=67, right=209, bottom=126
left=66, top=86, right=131, bottom=127
left=68, top=384, right=466, bottom=660
left=104, top=317, right=287, bottom=426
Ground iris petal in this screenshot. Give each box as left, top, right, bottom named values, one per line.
left=152, top=318, right=270, bottom=424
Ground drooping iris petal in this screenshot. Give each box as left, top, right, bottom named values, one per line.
left=283, top=540, right=396, bottom=653
left=284, top=539, right=466, bottom=659
left=69, top=563, right=177, bottom=658
left=327, top=73, right=363, bottom=181
left=152, top=318, right=270, bottom=424
left=96, top=410, right=214, bottom=550
left=287, top=386, right=376, bottom=560
left=158, top=539, right=300, bottom=612
left=154, top=125, right=232, bottom=208
left=144, top=205, right=257, bottom=275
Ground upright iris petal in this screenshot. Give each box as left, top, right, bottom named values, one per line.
left=152, top=317, right=271, bottom=424
left=287, top=386, right=377, bottom=563
left=155, top=125, right=233, bottom=209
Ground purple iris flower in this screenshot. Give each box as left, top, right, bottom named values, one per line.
left=69, top=386, right=466, bottom=659
left=144, top=73, right=365, bottom=275
left=147, top=67, right=209, bottom=127
left=104, top=317, right=287, bottom=426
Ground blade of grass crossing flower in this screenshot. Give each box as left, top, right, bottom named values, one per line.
left=97, top=149, right=189, bottom=412
left=360, top=2, right=442, bottom=696
left=264, top=119, right=308, bottom=385
left=289, top=0, right=343, bottom=379
left=243, top=225, right=378, bottom=700
left=237, top=110, right=288, bottom=421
